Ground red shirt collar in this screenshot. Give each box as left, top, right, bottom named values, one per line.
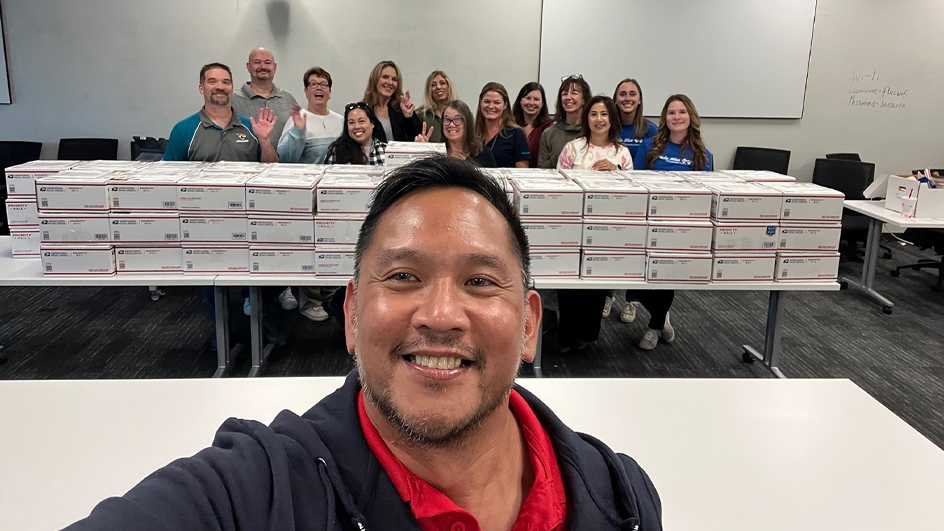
left=358, top=388, right=567, bottom=531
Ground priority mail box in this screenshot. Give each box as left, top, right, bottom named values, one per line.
left=581, top=250, right=646, bottom=279
left=681, top=172, right=745, bottom=183
left=250, top=246, right=317, bottom=274
left=646, top=252, right=713, bottom=283
left=503, top=169, right=564, bottom=180
left=775, top=252, right=840, bottom=282
left=316, top=172, right=384, bottom=214
left=176, top=173, right=252, bottom=211
left=38, top=212, right=110, bottom=243
left=777, top=223, right=842, bottom=251
left=642, top=181, right=712, bottom=219
left=35, top=171, right=112, bottom=211
left=646, top=220, right=713, bottom=251
left=148, top=161, right=211, bottom=171
left=182, top=245, right=249, bottom=273
left=110, top=212, right=180, bottom=243
left=108, top=172, right=183, bottom=211
left=11, top=229, right=41, bottom=257
left=764, top=182, right=844, bottom=222
left=5, top=199, right=39, bottom=227
left=574, top=178, right=649, bottom=218
left=530, top=247, right=580, bottom=278
left=41, top=244, right=115, bottom=275
left=511, top=178, right=584, bottom=217
left=384, top=141, right=447, bottom=167
left=72, top=160, right=144, bottom=172
left=248, top=215, right=315, bottom=244
left=711, top=221, right=778, bottom=252
left=4, top=160, right=78, bottom=196
left=705, top=182, right=783, bottom=221
left=246, top=172, right=322, bottom=214
left=314, top=215, right=364, bottom=246
left=559, top=169, right=625, bottom=181
left=582, top=218, right=648, bottom=250
left=521, top=218, right=583, bottom=247
left=884, top=175, right=944, bottom=218
left=622, top=171, right=686, bottom=182
left=116, top=246, right=182, bottom=273
left=722, top=170, right=796, bottom=183
left=711, top=253, right=776, bottom=282
left=207, top=161, right=269, bottom=173
left=315, top=246, right=356, bottom=277
left=180, top=214, right=248, bottom=243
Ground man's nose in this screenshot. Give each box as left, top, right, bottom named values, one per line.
left=412, top=279, right=469, bottom=333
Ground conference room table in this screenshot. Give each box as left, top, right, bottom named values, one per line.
left=842, top=200, right=944, bottom=313
left=1, top=376, right=942, bottom=531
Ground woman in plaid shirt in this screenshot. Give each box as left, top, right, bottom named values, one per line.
left=324, top=102, right=387, bottom=165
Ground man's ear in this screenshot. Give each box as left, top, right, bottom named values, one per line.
left=343, top=279, right=357, bottom=356
left=520, top=289, right=542, bottom=364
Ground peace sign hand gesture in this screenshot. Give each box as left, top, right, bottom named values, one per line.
left=400, top=90, right=415, bottom=118
left=414, top=122, right=435, bottom=143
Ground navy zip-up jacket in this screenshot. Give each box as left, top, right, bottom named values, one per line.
left=65, top=372, right=662, bottom=530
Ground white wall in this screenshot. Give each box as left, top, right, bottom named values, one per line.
left=0, top=0, right=942, bottom=181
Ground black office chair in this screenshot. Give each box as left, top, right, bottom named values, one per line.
left=732, top=146, right=791, bottom=175
left=891, top=229, right=944, bottom=292
left=57, top=138, right=119, bottom=160
left=131, top=136, right=168, bottom=161
left=812, top=158, right=891, bottom=261
left=1, top=141, right=44, bottom=236
left=825, top=153, right=862, bottom=162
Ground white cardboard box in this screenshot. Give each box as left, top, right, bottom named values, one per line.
left=250, top=245, right=317, bottom=274
left=384, top=141, right=447, bottom=167
left=711, top=252, right=776, bottom=282
left=764, top=182, right=844, bottom=222
left=4, top=160, right=78, bottom=196
left=646, top=252, right=713, bottom=283
left=108, top=173, right=183, bottom=211
left=41, top=244, right=115, bottom=275
left=884, top=175, right=944, bottom=218
left=581, top=250, right=646, bottom=279
left=248, top=215, right=315, bottom=245
left=711, top=221, right=779, bottom=252
left=11, top=229, right=41, bottom=257
left=775, top=252, right=840, bottom=282
left=246, top=172, right=321, bottom=214
left=646, top=220, right=713, bottom=251
left=182, top=245, right=249, bottom=273
left=38, top=212, right=110, bottom=243
left=116, top=246, right=182, bottom=273
left=582, top=218, right=648, bottom=250
left=510, top=178, right=584, bottom=217
left=35, top=171, right=112, bottom=211
left=530, top=248, right=581, bottom=277
left=642, top=181, right=713, bottom=219
left=176, top=174, right=251, bottom=211
left=521, top=218, right=583, bottom=247
left=5, top=199, right=39, bottom=227
left=574, top=178, right=649, bottom=218
left=777, top=223, right=842, bottom=251
left=179, top=214, right=248, bottom=243
left=314, top=215, right=364, bottom=246
left=110, top=212, right=180, bottom=244
left=622, top=171, right=686, bottom=182
left=316, top=172, right=384, bottom=214
left=681, top=172, right=745, bottom=183
left=721, top=170, right=796, bottom=183
left=315, top=246, right=356, bottom=277
left=705, top=182, right=783, bottom=221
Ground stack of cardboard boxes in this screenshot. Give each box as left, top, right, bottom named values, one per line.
left=5, top=160, right=80, bottom=258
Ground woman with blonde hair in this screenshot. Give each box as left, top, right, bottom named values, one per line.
left=474, top=82, right=530, bottom=168
left=362, top=60, right=421, bottom=142
left=415, top=71, right=458, bottom=143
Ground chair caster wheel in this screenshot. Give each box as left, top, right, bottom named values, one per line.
left=742, top=352, right=755, bottom=364
left=839, top=281, right=848, bottom=290
left=150, top=288, right=165, bottom=301
left=890, top=270, right=900, bottom=277
left=882, top=305, right=893, bottom=315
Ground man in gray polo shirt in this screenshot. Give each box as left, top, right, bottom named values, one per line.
left=232, top=48, right=297, bottom=152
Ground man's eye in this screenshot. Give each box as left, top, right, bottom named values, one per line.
left=467, top=278, right=493, bottom=287
left=390, top=272, right=415, bottom=281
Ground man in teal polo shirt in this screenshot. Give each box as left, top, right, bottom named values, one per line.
left=232, top=48, right=297, bottom=152
left=164, top=62, right=277, bottom=162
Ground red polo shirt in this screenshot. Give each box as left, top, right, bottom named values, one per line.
left=358, top=389, right=568, bottom=531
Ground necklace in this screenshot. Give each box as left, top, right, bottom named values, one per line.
left=308, top=109, right=329, bottom=129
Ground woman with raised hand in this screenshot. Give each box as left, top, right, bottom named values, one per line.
left=418, top=100, right=496, bottom=167
left=537, top=74, right=591, bottom=168
left=513, top=82, right=554, bottom=168
left=362, top=60, right=421, bottom=142
left=613, top=78, right=658, bottom=159
left=630, top=94, right=714, bottom=351
left=324, top=102, right=386, bottom=165
left=474, top=82, right=530, bottom=168
left=415, top=71, right=457, bottom=144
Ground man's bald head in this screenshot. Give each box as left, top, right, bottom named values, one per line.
left=247, top=48, right=277, bottom=84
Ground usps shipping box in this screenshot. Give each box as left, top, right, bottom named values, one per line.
left=646, top=252, right=713, bottom=283
left=246, top=172, right=321, bottom=214
left=711, top=221, right=778, bottom=252
left=315, top=246, right=356, bottom=277
left=5, top=199, right=39, bottom=227
left=316, top=172, right=384, bottom=214
left=582, top=218, right=648, bottom=250
left=116, top=246, right=182, bottom=273
left=529, top=248, right=580, bottom=278
left=108, top=173, right=183, bottom=211
left=777, top=223, right=842, bottom=251
left=110, top=212, right=180, bottom=244
left=581, top=250, right=646, bottom=279
left=176, top=174, right=251, bottom=211
left=250, top=246, right=317, bottom=274
left=35, top=171, right=112, bottom=211
left=721, top=170, right=796, bottom=183
left=38, top=212, right=110, bottom=243
left=775, top=252, right=840, bottom=282
left=511, top=178, right=584, bottom=217
left=764, top=182, right=844, bottom=222
left=11, top=229, right=41, bottom=257
left=642, top=181, right=712, bottom=219
left=711, top=253, right=776, bottom=282
left=41, top=244, right=116, bottom=275
left=4, top=160, right=78, bottom=196
left=521, top=218, right=583, bottom=247
left=314, top=216, right=364, bottom=246
left=182, top=245, right=249, bottom=273
left=179, top=214, right=248, bottom=243
left=706, top=182, right=782, bottom=221
left=248, top=215, right=315, bottom=245
left=574, top=178, right=649, bottom=218
left=646, top=220, right=713, bottom=251
left=384, top=141, right=447, bottom=167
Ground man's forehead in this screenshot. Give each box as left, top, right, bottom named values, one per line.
left=205, top=69, right=231, bottom=81
left=250, top=50, right=274, bottom=62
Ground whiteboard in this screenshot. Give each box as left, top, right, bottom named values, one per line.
left=539, top=0, right=817, bottom=118
left=0, top=4, right=10, bottom=105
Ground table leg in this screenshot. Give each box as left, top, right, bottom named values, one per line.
left=742, top=291, right=786, bottom=379
left=840, top=218, right=895, bottom=313
left=247, top=286, right=275, bottom=377
left=212, top=286, right=235, bottom=378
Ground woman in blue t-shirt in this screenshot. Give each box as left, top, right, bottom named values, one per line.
left=613, top=78, right=657, bottom=160
left=474, top=82, right=530, bottom=168
left=630, top=94, right=713, bottom=351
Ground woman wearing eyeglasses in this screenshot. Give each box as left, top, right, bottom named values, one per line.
left=537, top=75, right=591, bottom=169
left=434, top=100, right=496, bottom=167
left=415, top=71, right=457, bottom=144
left=513, top=82, right=553, bottom=168
left=324, top=102, right=386, bottom=165
left=277, top=67, right=343, bottom=164
left=363, top=60, right=421, bottom=143
left=474, top=82, right=529, bottom=168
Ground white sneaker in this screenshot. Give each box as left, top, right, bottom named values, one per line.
left=278, top=287, right=299, bottom=311
left=661, top=312, right=676, bottom=344
left=620, top=301, right=639, bottom=323
left=300, top=305, right=330, bottom=322
left=602, top=296, right=615, bottom=318
left=638, top=329, right=661, bottom=350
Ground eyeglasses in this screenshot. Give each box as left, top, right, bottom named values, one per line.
left=345, top=101, right=369, bottom=111
left=307, top=81, right=330, bottom=89
left=443, top=117, right=464, bottom=126
left=561, top=74, right=584, bottom=83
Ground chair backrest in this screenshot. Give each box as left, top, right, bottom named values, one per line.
left=825, top=152, right=861, bottom=162
left=130, top=136, right=168, bottom=161
left=812, top=158, right=875, bottom=200
left=57, top=138, right=119, bottom=161
left=0, top=141, right=43, bottom=172
left=732, top=146, right=791, bottom=174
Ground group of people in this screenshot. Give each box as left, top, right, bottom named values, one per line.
left=164, top=47, right=715, bottom=352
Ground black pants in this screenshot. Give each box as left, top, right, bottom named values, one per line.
left=628, top=290, right=675, bottom=330
left=556, top=289, right=608, bottom=347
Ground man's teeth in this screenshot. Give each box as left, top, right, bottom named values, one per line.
left=410, top=355, right=464, bottom=370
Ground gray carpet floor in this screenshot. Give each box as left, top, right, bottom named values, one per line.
left=1, top=242, right=942, bottom=450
